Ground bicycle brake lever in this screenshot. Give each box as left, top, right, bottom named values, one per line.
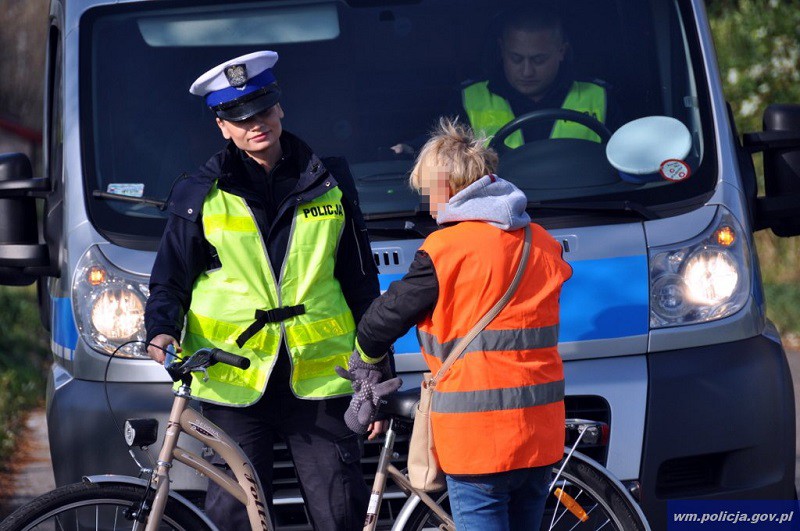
left=191, top=367, right=210, bottom=382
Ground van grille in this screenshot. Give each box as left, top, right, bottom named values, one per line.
left=656, top=452, right=725, bottom=497
left=373, top=249, right=401, bottom=267
left=564, top=395, right=611, bottom=465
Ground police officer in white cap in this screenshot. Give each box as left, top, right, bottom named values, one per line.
left=144, top=50, right=387, bottom=530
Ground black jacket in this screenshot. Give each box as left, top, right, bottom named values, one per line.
left=356, top=250, right=439, bottom=359
left=145, top=131, right=380, bottom=344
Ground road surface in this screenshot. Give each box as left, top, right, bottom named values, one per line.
left=0, top=410, right=54, bottom=519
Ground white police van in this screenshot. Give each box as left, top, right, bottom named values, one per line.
left=0, top=0, right=798, bottom=529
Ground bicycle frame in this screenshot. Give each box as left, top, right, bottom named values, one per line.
left=363, top=418, right=455, bottom=531
left=144, top=383, right=274, bottom=531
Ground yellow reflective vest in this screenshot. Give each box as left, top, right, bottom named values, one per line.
left=462, top=80, right=607, bottom=148
left=181, top=182, right=356, bottom=405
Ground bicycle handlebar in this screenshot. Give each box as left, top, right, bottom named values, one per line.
left=165, top=347, right=250, bottom=383
left=209, top=348, right=251, bottom=370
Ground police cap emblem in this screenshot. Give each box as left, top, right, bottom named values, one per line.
left=225, top=64, right=248, bottom=88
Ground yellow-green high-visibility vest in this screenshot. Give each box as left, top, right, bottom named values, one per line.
left=462, top=80, right=607, bottom=148
left=181, top=181, right=356, bottom=406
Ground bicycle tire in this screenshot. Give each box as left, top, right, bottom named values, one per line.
left=398, top=456, right=648, bottom=531
left=0, top=482, right=213, bottom=531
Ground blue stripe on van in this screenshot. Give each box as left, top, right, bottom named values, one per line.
left=52, top=297, right=79, bottom=351
left=559, top=255, right=649, bottom=342
left=379, top=253, right=649, bottom=354
left=378, top=274, right=421, bottom=354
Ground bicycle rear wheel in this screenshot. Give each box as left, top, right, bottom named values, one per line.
left=0, top=482, right=212, bottom=531
left=399, top=455, right=648, bottom=531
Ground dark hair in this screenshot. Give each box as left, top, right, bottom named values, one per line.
left=500, top=5, right=565, bottom=43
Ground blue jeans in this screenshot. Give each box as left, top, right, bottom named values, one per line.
left=446, top=466, right=552, bottom=531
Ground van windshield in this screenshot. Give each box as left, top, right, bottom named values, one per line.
left=82, top=0, right=716, bottom=245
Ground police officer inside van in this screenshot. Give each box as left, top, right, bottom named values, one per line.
left=393, top=4, right=615, bottom=153
left=145, top=51, right=385, bottom=531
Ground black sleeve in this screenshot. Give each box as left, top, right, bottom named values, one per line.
left=144, top=214, right=209, bottom=344
left=356, top=250, right=439, bottom=359
left=327, top=157, right=381, bottom=324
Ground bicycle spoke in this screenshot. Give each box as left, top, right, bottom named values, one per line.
left=566, top=503, right=598, bottom=531
left=595, top=518, right=612, bottom=530
left=4, top=484, right=206, bottom=531
left=550, top=481, right=620, bottom=531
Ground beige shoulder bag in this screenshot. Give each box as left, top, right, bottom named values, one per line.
left=407, top=224, right=533, bottom=492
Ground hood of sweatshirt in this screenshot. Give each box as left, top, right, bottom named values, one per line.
left=435, top=174, right=531, bottom=231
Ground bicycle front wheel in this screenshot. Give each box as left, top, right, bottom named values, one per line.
left=0, top=482, right=213, bottom=531
left=399, top=456, right=648, bottom=531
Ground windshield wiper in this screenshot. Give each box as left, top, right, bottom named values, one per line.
left=362, top=209, right=419, bottom=221
left=527, top=199, right=659, bottom=220
left=92, top=190, right=166, bottom=209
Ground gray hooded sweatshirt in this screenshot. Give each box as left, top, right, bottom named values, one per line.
left=435, top=174, right=531, bottom=231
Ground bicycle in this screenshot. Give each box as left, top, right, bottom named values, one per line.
left=0, top=348, right=650, bottom=531
left=367, top=389, right=650, bottom=531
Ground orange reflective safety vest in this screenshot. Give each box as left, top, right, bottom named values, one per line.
left=418, top=221, right=572, bottom=475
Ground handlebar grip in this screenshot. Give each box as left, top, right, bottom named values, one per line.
left=210, top=349, right=251, bottom=370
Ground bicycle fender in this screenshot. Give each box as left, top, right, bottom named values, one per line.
left=82, top=475, right=219, bottom=530
left=392, top=492, right=423, bottom=531
left=559, top=449, right=652, bottom=531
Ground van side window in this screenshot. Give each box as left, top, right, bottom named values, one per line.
left=46, top=26, right=63, bottom=185
left=44, top=25, right=65, bottom=270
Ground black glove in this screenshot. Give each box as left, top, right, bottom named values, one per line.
left=335, top=350, right=402, bottom=434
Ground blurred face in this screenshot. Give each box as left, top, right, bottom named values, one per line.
left=500, top=28, right=567, bottom=101
left=416, top=161, right=451, bottom=218
left=216, top=104, right=284, bottom=162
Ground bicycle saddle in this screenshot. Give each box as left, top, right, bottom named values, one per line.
left=381, top=387, right=421, bottom=420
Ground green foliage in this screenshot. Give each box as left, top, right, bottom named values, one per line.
left=0, top=286, right=49, bottom=458
left=763, top=282, right=800, bottom=341
left=709, top=0, right=800, bottom=134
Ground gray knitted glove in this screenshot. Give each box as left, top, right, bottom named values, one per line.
left=335, top=350, right=402, bottom=434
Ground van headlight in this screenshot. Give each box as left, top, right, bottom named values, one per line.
left=73, top=246, right=150, bottom=358
left=649, top=208, right=750, bottom=328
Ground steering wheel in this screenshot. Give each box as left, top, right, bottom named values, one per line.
left=488, top=108, right=613, bottom=153
left=488, top=109, right=621, bottom=193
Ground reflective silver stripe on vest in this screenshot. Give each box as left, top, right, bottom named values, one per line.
left=431, top=379, right=565, bottom=414
left=418, top=325, right=559, bottom=361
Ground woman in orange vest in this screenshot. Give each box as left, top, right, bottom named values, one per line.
left=351, top=118, right=572, bottom=530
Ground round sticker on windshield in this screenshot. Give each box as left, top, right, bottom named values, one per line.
left=659, top=159, right=691, bottom=182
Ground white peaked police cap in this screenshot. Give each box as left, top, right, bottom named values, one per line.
left=189, top=50, right=281, bottom=122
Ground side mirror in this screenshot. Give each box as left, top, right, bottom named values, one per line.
left=743, top=104, right=800, bottom=237
left=0, top=153, right=52, bottom=285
